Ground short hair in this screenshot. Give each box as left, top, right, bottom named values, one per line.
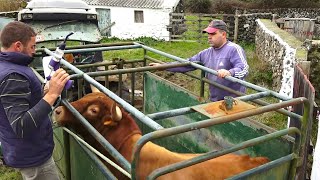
left=0, top=21, right=36, bottom=49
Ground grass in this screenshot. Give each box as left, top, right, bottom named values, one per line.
left=0, top=164, right=22, bottom=180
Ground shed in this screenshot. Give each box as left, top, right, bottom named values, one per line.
left=82, top=0, right=183, bottom=41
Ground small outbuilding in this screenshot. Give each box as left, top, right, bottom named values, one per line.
left=82, top=0, right=183, bottom=40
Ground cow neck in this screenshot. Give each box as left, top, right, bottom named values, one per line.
left=105, top=110, right=141, bottom=151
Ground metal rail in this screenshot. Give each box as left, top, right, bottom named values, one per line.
left=131, top=97, right=308, bottom=179
left=148, top=128, right=301, bottom=180
left=135, top=42, right=291, bottom=101
left=39, top=42, right=311, bottom=179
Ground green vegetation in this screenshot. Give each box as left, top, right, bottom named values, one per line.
left=0, top=0, right=26, bottom=12
left=0, top=164, right=22, bottom=180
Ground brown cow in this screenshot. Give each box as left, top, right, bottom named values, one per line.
left=52, top=92, right=269, bottom=180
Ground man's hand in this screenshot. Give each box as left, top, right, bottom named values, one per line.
left=43, top=68, right=70, bottom=106
left=43, top=83, right=49, bottom=95
left=217, top=69, right=231, bottom=78
left=149, top=62, right=162, bottom=66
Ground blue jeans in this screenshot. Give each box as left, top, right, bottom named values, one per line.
left=16, top=157, right=60, bottom=180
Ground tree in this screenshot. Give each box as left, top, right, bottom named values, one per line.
left=185, top=0, right=212, bottom=13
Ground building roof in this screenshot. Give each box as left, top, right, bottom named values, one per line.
left=82, top=0, right=165, bottom=9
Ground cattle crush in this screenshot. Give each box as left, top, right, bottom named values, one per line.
left=33, top=42, right=314, bottom=180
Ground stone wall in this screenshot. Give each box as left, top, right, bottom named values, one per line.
left=255, top=19, right=308, bottom=97
left=244, top=8, right=320, bottom=19
left=235, top=13, right=272, bottom=43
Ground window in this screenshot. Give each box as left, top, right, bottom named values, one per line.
left=134, top=10, right=144, bottom=23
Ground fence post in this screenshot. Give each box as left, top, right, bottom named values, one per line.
left=169, top=13, right=172, bottom=41
left=198, top=13, right=202, bottom=43
left=234, top=9, right=239, bottom=43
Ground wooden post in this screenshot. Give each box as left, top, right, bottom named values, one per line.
left=198, top=13, right=202, bottom=43
left=169, top=12, right=172, bottom=41
left=234, top=9, right=239, bottom=43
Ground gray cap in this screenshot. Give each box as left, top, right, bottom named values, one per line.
left=202, top=20, right=227, bottom=33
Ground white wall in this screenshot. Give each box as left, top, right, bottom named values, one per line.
left=93, top=6, right=172, bottom=41
left=255, top=19, right=296, bottom=98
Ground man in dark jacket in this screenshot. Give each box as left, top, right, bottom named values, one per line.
left=0, top=21, right=70, bottom=179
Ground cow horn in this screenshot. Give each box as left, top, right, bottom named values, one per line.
left=90, top=84, right=100, bottom=93
left=111, top=102, right=122, bottom=122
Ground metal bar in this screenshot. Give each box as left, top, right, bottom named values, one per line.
left=135, top=42, right=292, bottom=101
left=237, top=91, right=271, bottom=101
left=61, top=99, right=131, bottom=173
left=144, top=55, right=301, bottom=119
left=44, top=48, right=164, bottom=130
left=118, top=60, right=124, bottom=98
left=69, top=62, right=191, bottom=79
left=131, top=97, right=307, bottom=179
left=227, top=154, right=294, bottom=180
left=36, top=42, right=135, bottom=53
left=61, top=45, right=141, bottom=54
left=200, top=70, right=205, bottom=98
left=62, top=127, right=130, bottom=178
left=147, top=107, right=195, bottom=121
left=147, top=128, right=300, bottom=180
left=179, top=73, right=302, bottom=120
left=131, top=63, right=135, bottom=106
left=74, top=59, right=145, bottom=69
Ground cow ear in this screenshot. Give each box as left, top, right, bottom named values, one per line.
left=111, top=102, right=122, bottom=122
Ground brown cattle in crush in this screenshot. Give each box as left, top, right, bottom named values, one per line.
left=53, top=92, right=269, bottom=180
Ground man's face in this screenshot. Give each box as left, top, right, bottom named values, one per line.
left=21, top=36, right=36, bottom=57
left=207, top=30, right=226, bottom=48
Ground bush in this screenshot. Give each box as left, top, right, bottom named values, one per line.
left=308, top=49, right=320, bottom=105
left=212, top=0, right=254, bottom=13
left=0, top=0, right=26, bottom=12
left=185, top=0, right=212, bottom=13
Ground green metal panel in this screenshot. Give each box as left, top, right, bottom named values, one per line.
left=143, top=72, right=294, bottom=178
left=53, top=127, right=70, bottom=180
left=69, top=136, right=109, bottom=180
left=53, top=127, right=112, bottom=180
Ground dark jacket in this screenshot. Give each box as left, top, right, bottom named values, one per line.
left=0, top=52, right=54, bottom=168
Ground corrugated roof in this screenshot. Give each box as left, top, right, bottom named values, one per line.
left=83, top=0, right=164, bottom=9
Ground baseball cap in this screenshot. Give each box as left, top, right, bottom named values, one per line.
left=202, top=20, right=227, bottom=33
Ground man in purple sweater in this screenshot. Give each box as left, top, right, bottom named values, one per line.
left=150, top=20, right=249, bottom=102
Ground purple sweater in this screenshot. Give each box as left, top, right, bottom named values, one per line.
left=167, top=41, right=248, bottom=101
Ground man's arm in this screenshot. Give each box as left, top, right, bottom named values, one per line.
left=0, top=73, right=52, bottom=138
left=149, top=49, right=207, bottom=73
left=228, top=44, right=249, bottom=79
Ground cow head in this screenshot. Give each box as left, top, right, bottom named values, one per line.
left=52, top=92, right=122, bottom=127
left=52, top=92, right=142, bottom=152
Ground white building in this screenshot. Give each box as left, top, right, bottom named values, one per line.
left=82, top=0, right=183, bottom=41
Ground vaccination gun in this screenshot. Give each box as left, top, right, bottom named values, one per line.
left=46, top=32, right=74, bottom=89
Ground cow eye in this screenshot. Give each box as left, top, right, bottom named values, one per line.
left=91, top=107, right=99, bottom=114
left=87, top=105, right=100, bottom=115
